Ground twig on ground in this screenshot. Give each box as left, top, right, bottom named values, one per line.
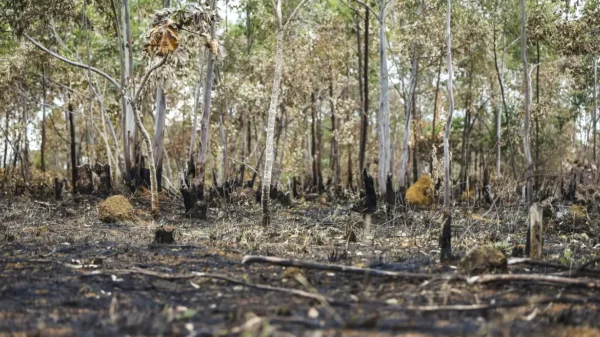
left=242, top=255, right=464, bottom=281
left=508, top=258, right=573, bottom=270
left=79, top=267, right=344, bottom=305
left=468, top=273, right=600, bottom=289
left=377, top=295, right=600, bottom=313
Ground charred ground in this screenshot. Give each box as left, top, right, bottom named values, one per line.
left=1, top=191, right=600, bottom=337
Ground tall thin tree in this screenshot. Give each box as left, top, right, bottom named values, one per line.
left=261, top=0, right=308, bottom=226
left=521, top=0, right=533, bottom=204
left=441, top=0, right=454, bottom=261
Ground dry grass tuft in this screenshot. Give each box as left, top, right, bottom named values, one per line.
left=97, top=195, right=137, bottom=223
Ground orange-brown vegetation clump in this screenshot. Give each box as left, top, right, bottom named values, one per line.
left=97, top=195, right=137, bottom=223
left=405, top=175, right=433, bottom=206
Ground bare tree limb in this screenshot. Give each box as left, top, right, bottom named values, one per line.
left=468, top=273, right=600, bottom=289
left=133, top=55, right=169, bottom=104
left=283, top=0, right=310, bottom=29
left=24, top=33, right=121, bottom=89
left=80, top=268, right=342, bottom=305
left=242, top=255, right=463, bottom=281
left=350, top=0, right=380, bottom=21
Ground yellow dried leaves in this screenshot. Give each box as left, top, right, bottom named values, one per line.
left=145, top=20, right=179, bottom=57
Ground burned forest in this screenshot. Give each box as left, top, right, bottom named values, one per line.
left=3, top=0, right=600, bottom=336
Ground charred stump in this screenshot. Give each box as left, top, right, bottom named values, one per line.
left=180, top=158, right=207, bottom=219
left=153, top=226, right=175, bottom=244
left=351, top=169, right=376, bottom=213
left=526, top=202, right=543, bottom=259
left=384, top=173, right=395, bottom=209
left=92, top=163, right=111, bottom=195
left=440, top=211, right=452, bottom=261
left=75, top=164, right=94, bottom=194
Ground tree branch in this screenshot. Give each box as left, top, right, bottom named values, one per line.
left=350, top=0, right=380, bottom=21
left=283, top=0, right=310, bottom=29
left=242, top=255, right=463, bottom=281
left=133, top=55, right=169, bottom=104
left=24, top=33, right=121, bottom=90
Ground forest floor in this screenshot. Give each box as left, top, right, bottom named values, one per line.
left=1, top=191, right=600, bottom=337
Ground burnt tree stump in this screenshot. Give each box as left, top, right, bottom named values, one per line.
left=154, top=226, right=175, bottom=244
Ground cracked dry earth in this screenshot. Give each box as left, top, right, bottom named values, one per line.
left=1, top=195, right=600, bottom=337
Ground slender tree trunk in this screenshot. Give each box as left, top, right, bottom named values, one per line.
left=115, top=0, right=136, bottom=178
left=399, top=29, right=419, bottom=192
left=41, top=65, right=47, bottom=172
left=189, top=50, right=207, bottom=162
left=20, top=93, right=30, bottom=183
left=69, top=103, right=77, bottom=190
left=3, top=110, right=8, bottom=169
left=153, top=86, right=167, bottom=191
left=196, top=0, right=218, bottom=196
left=85, top=0, right=95, bottom=164
left=535, top=41, right=540, bottom=177
left=261, top=0, right=307, bottom=224
left=441, top=0, right=454, bottom=261
left=219, top=105, right=229, bottom=182
left=358, top=8, right=369, bottom=187
left=521, top=0, right=533, bottom=204
left=311, top=90, right=319, bottom=191
left=329, top=78, right=340, bottom=194
left=377, top=0, right=391, bottom=197
left=150, top=0, right=170, bottom=192
left=594, top=57, right=598, bottom=163
left=459, top=57, right=474, bottom=194
left=262, top=26, right=285, bottom=226
left=411, top=84, right=419, bottom=183
left=493, top=24, right=517, bottom=179
left=429, top=55, right=442, bottom=175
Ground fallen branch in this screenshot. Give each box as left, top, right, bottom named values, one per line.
left=468, top=273, right=600, bottom=289
left=380, top=295, right=600, bottom=313
left=508, top=257, right=573, bottom=270
left=242, top=255, right=463, bottom=281
left=80, top=268, right=343, bottom=305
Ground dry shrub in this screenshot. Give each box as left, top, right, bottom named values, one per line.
left=461, top=188, right=475, bottom=201
left=97, top=195, right=137, bottom=223
left=405, top=175, right=433, bottom=206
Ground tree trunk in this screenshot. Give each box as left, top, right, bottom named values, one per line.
left=2, top=110, right=8, bottom=168
left=358, top=8, right=369, bottom=187
left=262, top=26, right=285, bottom=226
left=594, top=57, right=598, bottom=163
left=189, top=50, right=207, bottom=163
left=459, top=57, right=474, bottom=194
left=535, top=41, right=540, bottom=178
left=399, top=28, right=419, bottom=192
left=377, top=0, right=390, bottom=197
left=493, top=23, right=517, bottom=179
left=120, top=0, right=137, bottom=180
left=429, top=55, right=442, bottom=176
left=521, top=0, right=533, bottom=205
left=329, top=78, right=340, bottom=194
left=411, top=85, right=419, bottom=183
left=85, top=0, right=95, bottom=165
left=41, top=64, right=47, bottom=173
left=195, top=0, right=218, bottom=199
left=219, top=105, right=229, bottom=182
left=153, top=86, right=167, bottom=192
left=310, top=90, right=323, bottom=192
left=19, top=92, right=30, bottom=183
left=69, top=103, right=78, bottom=191
left=441, top=0, right=454, bottom=261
